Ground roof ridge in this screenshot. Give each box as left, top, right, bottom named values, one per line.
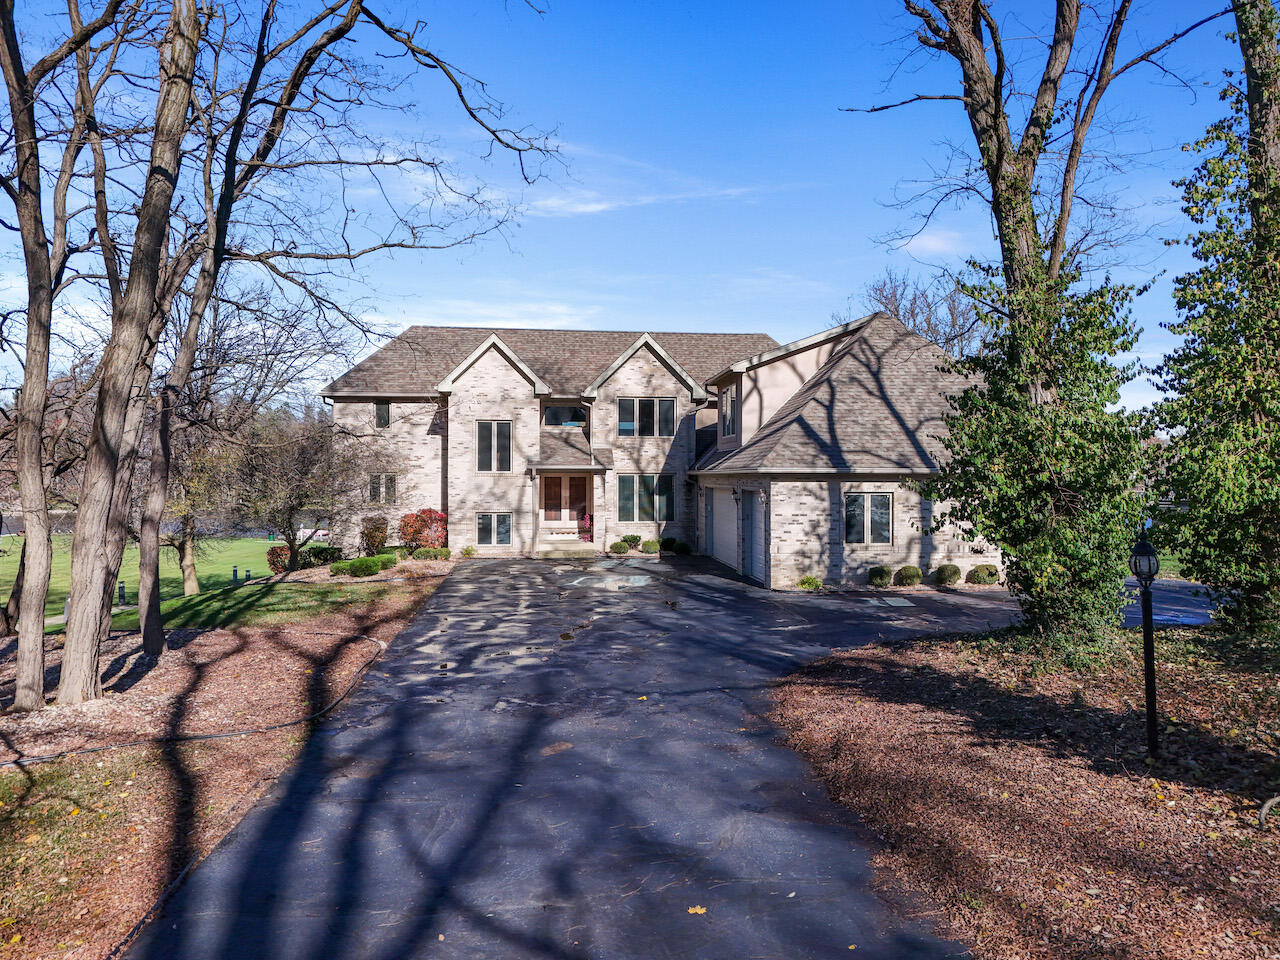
left=402, top=324, right=776, bottom=339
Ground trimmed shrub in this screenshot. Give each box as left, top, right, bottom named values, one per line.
left=934, top=563, right=962, bottom=586
left=673, top=541, right=691, bottom=555
left=640, top=539, right=660, bottom=554
left=436, top=547, right=451, bottom=560
left=798, top=575, right=823, bottom=592
left=347, top=556, right=381, bottom=577
left=622, top=534, right=642, bottom=549
left=609, top=541, right=630, bottom=555
left=460, top=545, right=476, bottom=558
left=375, top=553, right=397, bottom=570
left=266, top=544, right=291, bottom=574
left=399, top=508, right=447, bottom=550
left=967, top=563, right=1000, bottom=585
left=413, top=546, right=453, bottom=561
left=329, top=560, right=352, bottom=576
left=868, top=565, right=892, bottom=587
left=660, top=537, right=676, bottom=551
left=360, top=515, right=389, bottom=556
left=305, top=545, right=342, bottom=567
left=894, top=565, right=923, bottom=587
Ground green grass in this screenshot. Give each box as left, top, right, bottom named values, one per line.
left=109, top=580, right=393, bottom=630
left=0, top=535, right=276, bottom=618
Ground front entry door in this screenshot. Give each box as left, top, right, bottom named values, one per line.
left=543, top=475, right=589, bottom=523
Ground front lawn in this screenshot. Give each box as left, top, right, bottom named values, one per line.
left=109, top=580, right=395, bottom=631
left=773, top=625, right=1279, bottom=959
left=0, top=535, right=275, bottom=619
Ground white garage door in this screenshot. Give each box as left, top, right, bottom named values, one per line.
left=711, top=488, right=737, bottom=569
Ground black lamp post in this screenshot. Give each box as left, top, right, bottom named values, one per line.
left=1129, top=531, right=1160, bottom=758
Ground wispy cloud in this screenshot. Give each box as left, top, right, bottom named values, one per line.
left=903, top=227, right=969, bottom=257
left=525, top=184, right=759, bottom=217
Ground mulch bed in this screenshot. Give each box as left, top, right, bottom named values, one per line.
left=771, top=629, right=1280, bottom=960
left=0, top=562, right=447, bottom=959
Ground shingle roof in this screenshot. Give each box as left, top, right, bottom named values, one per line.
left=694, top=315, right=967, bottom=475
left=321, top=326, right=780, bottom=398
left=534, top=430, right=613, bottom=469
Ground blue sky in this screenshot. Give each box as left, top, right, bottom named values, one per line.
left=6, top=1, right=1231, bottom=409
left=349, top=0, right=1243, bottom=409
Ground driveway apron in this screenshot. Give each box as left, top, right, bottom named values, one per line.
left=126, top=558, right=1020, bottom=960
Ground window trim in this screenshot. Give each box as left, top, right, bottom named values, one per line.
left=844, top=491, right=893, bottom=545
left=543, top=405, right=588, bottom=427
left=475, top=419, right=513, bottom=473
left=476, top=511, right=513, bottom=546
left=374, top=401, right=390, bottom=429
left=617, top=472, right=676, bottom=522
left=616, top=396, right=676, bottom=438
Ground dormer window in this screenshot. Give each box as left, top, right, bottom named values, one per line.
left=720, top=383, right=737, bottom=437
left=544, top=405, right=588, bottom=427
left=374, top=401, right=390, bottom=429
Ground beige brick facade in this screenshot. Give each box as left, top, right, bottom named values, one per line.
left=323, top=319, right=1004, bottom=586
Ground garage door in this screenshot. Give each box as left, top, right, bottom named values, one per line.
left=711, top=488, right=737, bottom=569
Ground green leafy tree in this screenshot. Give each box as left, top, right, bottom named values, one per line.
left=925, top=266, right=1147, bottom=641
left=1157, top=22, right=1280, bottom=627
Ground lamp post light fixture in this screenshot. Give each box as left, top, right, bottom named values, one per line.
left=1129, top=531, right=1161, bottom=759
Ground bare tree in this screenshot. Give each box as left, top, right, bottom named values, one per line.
left=856, top=268, right=984, bottom=357
left=859, top=1, right=1229, bottom=308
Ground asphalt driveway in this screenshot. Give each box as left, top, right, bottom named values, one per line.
left=124, top=559, right=1203, bottom=960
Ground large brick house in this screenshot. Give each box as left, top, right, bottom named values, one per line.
left=320, top=312, right=998, bottom=588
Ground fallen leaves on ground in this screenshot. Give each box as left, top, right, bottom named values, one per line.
left=772, top=626, right=1280, bottom=960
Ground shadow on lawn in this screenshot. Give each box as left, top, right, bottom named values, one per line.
left=786, top=645, right=1280, bottom=801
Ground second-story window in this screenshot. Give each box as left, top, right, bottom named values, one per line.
left=477, top=420, right=512, bottom=472
left=368, top=473, right=396, bottom=505
left=720, top=383, right=737, bottom=437
left=374, top=401, right=390, bottom=429
left=544, top=405, right=588, bottom=427
left=617, top=397, right=675, bottom=438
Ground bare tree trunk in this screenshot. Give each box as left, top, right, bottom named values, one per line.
left=1234, top=0, right=1280, bottom=268
left=178, top=516, right=199, bottom=595
left=60, top=0, right=201, bottom=705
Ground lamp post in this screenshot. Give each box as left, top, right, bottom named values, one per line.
left=1129, top=531, right=1161, bottom=759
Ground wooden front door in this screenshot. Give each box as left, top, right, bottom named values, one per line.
left=568, top=477, right=588, bottom=521
left=543, top=476, right=562, bottom=521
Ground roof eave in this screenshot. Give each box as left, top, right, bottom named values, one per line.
left=703, top=312, right=887, bottom=387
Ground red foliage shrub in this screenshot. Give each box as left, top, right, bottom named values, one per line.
left=266, top=544, right=291, bottom=574
left=360, top=515, right=389, bottom=556
left=399, top=509, right=447, bottom=550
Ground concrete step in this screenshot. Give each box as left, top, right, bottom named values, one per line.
left=535, top=543, right=599, bottom=559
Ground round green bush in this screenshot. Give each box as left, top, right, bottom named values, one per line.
left=376, top=553, right=398, bottom=570
left=966, top=563, right=1000, bottom=585
left=412, top=547, right=433, bottom=559
left=673, top=541, right=691, bottom=556
left=640, top=539, right=660, bottom=554
left=798, top=575, right=823, bottom=592
left=435, top=547, right=451, bottom=560
left=868, top=565, right=892, bottom=587
left=622, top=534, right=642, bottom=549
left=934, top=563, right=962, bottom=586
left=328, top=560, right=351, bottom=576
left=894, top=565, right=923, bottom=586
left=306, top=545, right=343, bottom=566
left=609, top=541, right=630, bottom=555
left=347, top=556, right=381, bottom=577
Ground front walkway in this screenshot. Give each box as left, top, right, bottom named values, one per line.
left=124, top=559, right=1022, bottom=959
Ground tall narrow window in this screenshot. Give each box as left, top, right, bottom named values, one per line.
left=477, top=421, right=512, bottom=472
left=658, top=398, right=676, bottom=437
left=618, top=474, right=635, bottom=522
left=655, top=474, right=674, bottom=521
left=720, top=383, right=737, bottom=437
left=374, top=402, right=390, bottom=429
left=869, top=493, right=892, bottom=544
left=637, top=398, right=655, bottom=436
left=617, top=398, right=636, bottom=437
left=844, top=493, right=866, bottom=544
left=638, top=474, right=656, bottom=521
